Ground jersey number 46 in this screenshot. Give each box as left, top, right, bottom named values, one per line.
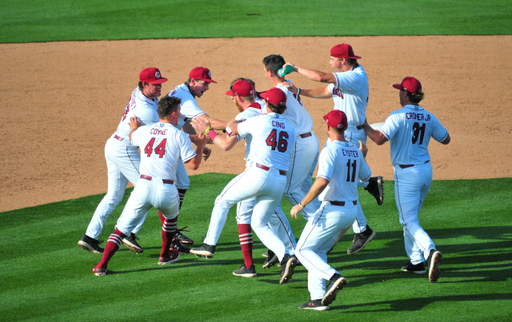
left=265, top=129, right=289, bottom=153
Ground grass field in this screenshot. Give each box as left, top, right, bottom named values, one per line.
left=1, top=0, right=512, bottom=43
left=1, top=175, right=511, bottom=321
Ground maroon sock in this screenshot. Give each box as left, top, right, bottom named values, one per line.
left=158, top=211, right=166, bottom=225
left=161, top=217, right=177, bottom=258
left=96, top=229, right=126, bottom=269
left=178, top=189, right=187, bottom=211
left=238, top=224, right=253, bottom=268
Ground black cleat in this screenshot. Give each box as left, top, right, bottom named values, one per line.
left=401, top=261, right=427, bottom=274
left=347, top=225, right=375, bottom=255
left=190, top=243, right=216, bottom=258
left=122, top=233, right=144, bottom=253
left=365, top=176, right=384, bottom=205
left=78, top=234, right=104, bottom=254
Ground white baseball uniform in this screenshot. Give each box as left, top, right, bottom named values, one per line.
left=203, top=104, right=297, bottom=254
left=85, top=87, right=159, bottom=240
left=379, top=104, right=448, bottom=265
left=167, top=83, right=207, bottom=190
left=115, top=122, right=197, bottom=235
left=204, top=113, right=296, bottom=262
left=326, top=65, right=371, bottom=234
left=295, top=140, right=371, bottom=300
left=277, top=81, right=321, bottom=220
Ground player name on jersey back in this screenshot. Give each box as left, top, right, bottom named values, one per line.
left=406, top=112, right=431, bottom=121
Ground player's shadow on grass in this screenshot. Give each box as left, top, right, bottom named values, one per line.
left=331, top=293, right=512, bottom=312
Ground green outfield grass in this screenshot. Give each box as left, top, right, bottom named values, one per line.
left=1, top=174, right=511, bottom=321
left=1, top=0, right=511, bottom=43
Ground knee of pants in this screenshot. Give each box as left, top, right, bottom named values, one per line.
left=104, top=189, right=125, bottom=207
left=214, top=198, right=236, bottom=211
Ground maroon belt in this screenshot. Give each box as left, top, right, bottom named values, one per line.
left=114, top=134, right=124, bottom=141
left=398, top=160, right=430, bottom=169
left=356, top=125, right=364, bottom=130
left=300, top=132, right=312, bottom=138
left=140, top=175, right=174, bottom=184
left=256, top=163, right=286, bottom=176
left=330, top=200, right=358, bottom=206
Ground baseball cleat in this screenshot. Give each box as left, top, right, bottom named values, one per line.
left=171, top=239, right=191, bottom=254
left=175, top=227, right=194, bottom=245
left=279, top=254, right=297, bottom=284
left=428, top=250, right=443, bottom=283
left=92, top=267, right=107, bottom=276
left=233, top=264, right=257, bottom=278
left=322, top=274, right=347, bottom=306
left=158, top=249, right=180, bottom=265
left=78, top=235, right=104, bottom=254
left=262, top=249, right=279, bottom=269
left=365, top=176, right=384, bottom=205
left=190, top=243, right=215, bottom=258
left=401, top=261, right=427, bottom=274
left=298, top=299, right=330, bottom=311
left=347, top=225, right=375, bottom=255
left=122, top=233, right=144, bottom=253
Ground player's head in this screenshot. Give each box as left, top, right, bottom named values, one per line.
left=187, top=67, right=217, bottom=98
left=263, top=54, right=286, bottom=76
left=226, top=79, right=256, bottom=112
left=329, top=44, right=361, bottom=69
left=158, top=96, right=182, bottom=121
left=138, top=67, right=168, bottom=98
left=262, top=87, right=287, bottom=114
left=323, top=110, right=348, bottom=135
left=393, top=76, right=424, bottom=105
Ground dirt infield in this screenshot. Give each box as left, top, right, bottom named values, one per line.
left=1, top=36, right=511, bottom=212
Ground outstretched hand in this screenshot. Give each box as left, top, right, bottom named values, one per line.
left=191, top=115, right=211, bottom=133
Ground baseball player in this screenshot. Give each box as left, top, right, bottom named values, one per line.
left=262, top=54, right=321, bottom=221
left=284, top=44, right=383, bottom=255
left=290, top=110, right=371, bottom=310
left=78, top=67, right=168, bottom=255
left=92, top=96, right=208, bottom=276
left=194, top=88, right=298, bottom=283
left=363, top=77, right=450, bottom=283
left=190, top=79, right=297, bottom=277
left=161, top=67, right=226, bottom=251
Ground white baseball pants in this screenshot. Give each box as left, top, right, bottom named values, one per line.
left=295, top=201, right=357, bottom=300
left=85, top=136, right=147, bottom=239
left=394, top=162, right=435, bottom=264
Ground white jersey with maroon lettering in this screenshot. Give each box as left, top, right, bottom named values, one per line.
left=235, top=103, right=262, bottom=161
left=115, top=87, right=160, bottom=141
left=379, top=104, right=449, bottom=166
left=167, top=83, right=206, bottom=130
left=131, top=122, right=197, bottom=180
left=317, top=141, right=371, bottom=202
left=238, top=113, right=296, bottom=171
left=328, top=65, right=368, bottom=128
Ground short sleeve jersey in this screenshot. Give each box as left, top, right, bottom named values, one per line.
left=131, top=122, right=197, bottom=180
left=327, top=65, right=369, bottom=127
left=317, top=141, right=371, bottom=202
left=276, top=81, right=314, bottom=135
left=167, top=83, right=206, bottom=130
left=379, top=104, right=449, bottom=166
left=237, top=113, right=296, bottom=171
left=234, top=103, right=262, bottom=161
left=115, top=87, right=160, bottom=140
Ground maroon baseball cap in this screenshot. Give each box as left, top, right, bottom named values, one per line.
left=330, top=43, right=361, bottom=59
left=262, top=88, right=287, bottom=107
left=189, top=67, right=217, bottom=83
left=393, top=77, right=422, bottom=94
left=139, top=67, right=168, bottom=84
left=323, top=110, right=348, bottom=130
left=226, top=80, right=255, bottom=96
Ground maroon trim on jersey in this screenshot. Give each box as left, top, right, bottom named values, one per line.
left=126, top=146, right=141, bottom=178
left=248, top=102, right=261, bottom=110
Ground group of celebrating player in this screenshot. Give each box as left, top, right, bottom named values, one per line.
left=78, top=43, right=450, bottom=311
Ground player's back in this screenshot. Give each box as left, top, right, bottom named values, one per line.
left=318, top=141, right=370, bottom=202
left=238, top=113, right=296, bottom=171
left=382, top=105, right=448, bottom=166
left=277, top=82, right=314, bottom=135
left=132, top=122, right=196, bottom=180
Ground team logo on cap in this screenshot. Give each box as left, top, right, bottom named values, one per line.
left=155, top=71, right=161, bottom=78
left=208, top=71, right=212, bottom=78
